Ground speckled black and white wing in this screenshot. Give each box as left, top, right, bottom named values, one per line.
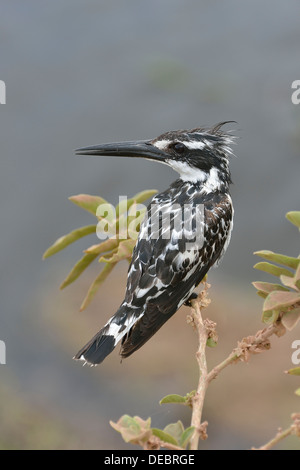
left=120, top=187, right=233, bottom=358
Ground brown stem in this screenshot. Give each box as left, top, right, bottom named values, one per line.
left=207, top=320, right=284, bottom=383
left=253, top=413, right=300, bottom=450
left=189, top=295, right=209, bottom=450
left=254, top=426, right=293, bottom=450
left=143, top=438, right=184, bottom=451
left=186, top=294, right=287, bottom=450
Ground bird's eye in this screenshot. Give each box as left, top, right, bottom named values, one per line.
left=171, top=142, right=186, bottom=154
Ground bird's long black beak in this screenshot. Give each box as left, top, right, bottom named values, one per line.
left=75, top=140, right=168, bottom=162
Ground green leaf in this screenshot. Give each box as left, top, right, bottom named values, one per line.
left=134, top=415, right=152, bottom=430
left=99, top=239, right=135, bottom=264
left=133, top=189, right=158, bottom=204
left=98, top=248, right=120, bottom=263
left=95, top=203, right=116, bottom=227
left=80, top=262, right=117, bottom=311
left=256, top=291, right=269, bottom=299
left=159, top=394, right=186, bottom=405
left=97, top=247, right=119, bottom=263
left=281, top=307, right=300, bottom=331
left=286, top=211, right=300, bottom=229
left=287, top=367, right=300, bottom=376
left=295, top=263, right=300, bottom=290
left=295, top=388, right=300, bottom=396
left=43, top=225, right=96, bottom=259
left=84, top=237, right=119, bottom=255
left=115, top=197, right=132, bottom=218
left=206, top=338, right=218, bottom=347
left=151, top=428, right=179, bottom=447
left=163, top=421, right=184, bottom=443
left=280, top=275, right=298, bottom=290
left=254, top=250, right=300, bottom=270
left=252, top=281, right=290, bottom=299
left=115, top=190, right=157, bottom=218
left=179, top=426, right=195, bottom=449
left=110, top=415, right=152, bottom=444
left=60, top=252, right=98, bottom=289
left=252, top=281, right=290, bottom=293
left=263, top=291, right=300, bottom=313
left=262, top=309, right=280, bottom=324
left=127, top=206, right=147, bottom=240
left=69, top=194, right=108, bottom=215
left=114, top=213, right=129, bottom=238
left=253, top=262, right=294, bottom=278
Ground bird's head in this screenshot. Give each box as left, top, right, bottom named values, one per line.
left=76, top=122, right=235, bottom=192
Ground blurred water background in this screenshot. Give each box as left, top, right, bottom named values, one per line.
left=0, top=0, right=300, bottom=449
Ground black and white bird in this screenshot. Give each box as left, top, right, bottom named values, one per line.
left=74, top=122, right=235, bottom=365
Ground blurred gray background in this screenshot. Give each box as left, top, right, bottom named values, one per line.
left=0, top=0, right=300, bottom=449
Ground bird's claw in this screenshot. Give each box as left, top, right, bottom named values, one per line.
left=184, top=292, right=198, bottom=307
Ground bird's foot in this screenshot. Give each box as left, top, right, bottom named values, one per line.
left=184, top=292, right=198, bottom=307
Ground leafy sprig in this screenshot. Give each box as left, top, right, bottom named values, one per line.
left=43, top=190, right=157, bottom=310
left=252, top=211, right=300, bottom=329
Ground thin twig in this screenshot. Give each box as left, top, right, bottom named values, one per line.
left=189, top=288, right=210, bottom=450
left=143, top=437, right=184, bottom=451
left=253, top=413, right=300, bottom=450
left=186, top=291, right=288, bottom=450
left=207, top=320, right=285, bottom=383
left=254, top=426, right=294, bottom=450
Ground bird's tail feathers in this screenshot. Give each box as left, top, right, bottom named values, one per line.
left=73, top=304, right=142, bottom=366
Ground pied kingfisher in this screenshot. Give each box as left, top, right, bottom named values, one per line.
left=74, top=122, right=235, bottom=365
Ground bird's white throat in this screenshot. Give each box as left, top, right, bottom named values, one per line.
left=166, top=159, right=222, bottom=191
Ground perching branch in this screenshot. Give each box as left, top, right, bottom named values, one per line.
left=207, top=318, right=286, bottom=384
left=188, top=284, right=211, bottom=450
left=187, top=288, right=289, bottom=450
left=142, top=437, right=186, bottom=451
left=252, top=413, right=300, bottom=450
